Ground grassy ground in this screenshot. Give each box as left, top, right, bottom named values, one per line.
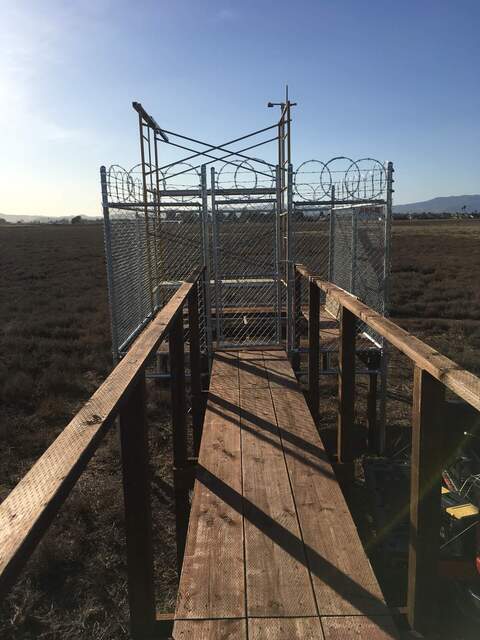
left=0, top=225, right=177, bottom=639
left=390, top=220, right=480, bottom=374
left=0, top=220, right=479, bottom=638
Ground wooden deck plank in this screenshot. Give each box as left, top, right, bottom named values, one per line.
left=321, top=615, right=399, bottom=639
left=239, top=352, right=317, bottom=618
left=173, top=619, right=246, bottom=639
left=209, top=350, right=239, bottom=391
left=175, top=348, right=397, bottom=639
left=262, top=349, right=298, bottom=390
left=269, top=364, right=390, bottom=617
left=175, top=354, right=244, bottom=620
left=248, top=616, right=324, bottom=639
left=238, top=350, right=269, bottom=388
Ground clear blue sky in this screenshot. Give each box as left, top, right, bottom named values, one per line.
left=1, top=0, right=479, bottom=215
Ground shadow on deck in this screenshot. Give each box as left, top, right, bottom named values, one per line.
left=174, top=349, right=398, bottom=639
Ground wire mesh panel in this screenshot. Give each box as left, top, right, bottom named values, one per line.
left=290, top=207, right=330, bottom=350
left=356, top=206, right=388, bottom=315
left=152, top=214, right=204, bottom=307
left=331, top=204, right=388, bottom=345
left=106, top=208, right=156, bottom=355
left=330, top=207, right=354, bottom=293
left=102, top=164, right=206, bottom=360
left=292, top=210, right=330, bottom=278
left=211, top=163, right=279, bottom=347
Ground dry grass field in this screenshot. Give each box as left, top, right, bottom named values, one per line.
left=0, top=220, right=479, bottom=639
left=390, top=220, right=480, bottom=374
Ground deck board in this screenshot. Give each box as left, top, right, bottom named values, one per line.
left=209, top=350, right=239, bottom=390
left=249, top=617, right=324, bottom=639
left=174, top=349, right=397, bottom=639
left=271, top=387, right=389, bottom=616
left=321, top=616, right=399, bottom=639
left=175, top=357, right=244, bottom=620
left=240, top=385, right=317, bottom=617
left=238, top=350, right=269, bottom=388
left=174, top=619, right=247, bottom=639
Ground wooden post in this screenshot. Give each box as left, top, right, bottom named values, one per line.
left=337, top=307, right=356, bottom=464
left=308, top=279, right=320, bottom=422
left=188, top=282, right=203, bottom=456
left=367, top=372, right=378, bottom=451
left=407, top=366, right=445, bottom=634
left=119, top=371, right=155, bottom=639
left=321, top=353, right=329, bottom=371
left=367, top=351, right=380, bottom=453
left=169, top=311, right=190, bottom=570
left=291, top=268, right=302, bottom=371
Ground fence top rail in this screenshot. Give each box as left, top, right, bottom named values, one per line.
left=295, top=264, right=480, bottom=412
left=0, top=273, right=200, bottom=597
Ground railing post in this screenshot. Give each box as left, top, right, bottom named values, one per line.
left=119, top=371, right=155, bottom=639
left=308, top=278, right=320, bottom=422
left=337, top=306, right=356, bottom=464
left=188, top=281, right=203, bottom=456
left=367, top=351, right=380, bottom=453
left=407, top=366, right=445, bottom=634
left=169, top=310, right=190, bottom=571
left=292, top=266, right=302, bottom=371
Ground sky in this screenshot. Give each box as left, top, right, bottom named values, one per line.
left=0, top=0, right=479, bottom=216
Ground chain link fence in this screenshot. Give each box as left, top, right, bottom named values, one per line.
left=212, top=211, right=279, bottom=347
left=102, top=166, right=207, bottom=363
left=102, top=160, right=391, bottom=360
left=331, top=205, right=388, bottom=346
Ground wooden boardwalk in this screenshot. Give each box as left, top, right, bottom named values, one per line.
left=174, top=350, right=398, bottom=639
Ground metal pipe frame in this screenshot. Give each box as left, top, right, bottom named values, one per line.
left=100, top=166, right=120, bottom=364
left=158, top=135, right=278, bottom=182
left=328, top=185, right=336, bottom=281
left=200, top=165, right=213, bottom=362
left=138, top=115, right=155, bottom=316
left=132, top=101, right=169, bottom=142
left=158, top=122, right=280, bottom=171
left=293, top=198, right=387, bottom=207
left=378, top=161, right=395, bottom=452
left=103, top=98, right=395, bottom=369
left=210, top=167, right=223, bottom=345
left=135, top=213, right=144, bottom=324
left=275, top=165, right=282, bottom=343
left=350, top=206, right=358, bottom=295
left=286, top=164, right=294, bottom=356
left=214, top=198, right=277, bottom=206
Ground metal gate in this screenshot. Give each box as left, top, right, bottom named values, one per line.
left=210, top=164, right=280, bottom=347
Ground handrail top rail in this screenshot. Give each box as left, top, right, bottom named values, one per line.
left=0, top=270, right=202, bottom=597
left=295, top=264, right=480, bottom=412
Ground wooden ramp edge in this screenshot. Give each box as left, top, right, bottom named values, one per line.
left=174, top=350, right=398, bottom=639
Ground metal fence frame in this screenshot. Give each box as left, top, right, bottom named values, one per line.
left=101, top=101, right=393, bottom=385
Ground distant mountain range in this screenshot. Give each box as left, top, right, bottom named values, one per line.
left=1, top=194, right=480, bottom=222
left=393, top=194, right=480, bottom=214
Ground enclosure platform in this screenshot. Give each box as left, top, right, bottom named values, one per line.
left=173, top=350, right=397, bottom=639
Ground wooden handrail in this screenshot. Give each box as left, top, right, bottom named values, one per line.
left=295, top=263, right=480, bottom=635
left=296, top=264, right=480, bottom=412
left=0, top=275, right=199, bottom=602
